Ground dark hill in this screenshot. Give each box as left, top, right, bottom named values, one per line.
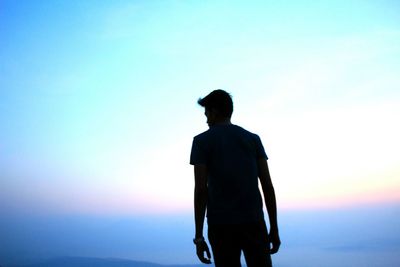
left=9, top=257, right=205, bottom=267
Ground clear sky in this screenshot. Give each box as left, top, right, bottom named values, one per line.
left=1, top=1, right=400, bottom=265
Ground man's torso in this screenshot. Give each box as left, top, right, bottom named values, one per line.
left=190, top=124, right=268, bottom=224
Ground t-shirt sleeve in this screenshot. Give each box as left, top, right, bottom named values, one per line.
left=255, top=135, right=268, bottom=160
left=190, top=137, right=207, bottom=165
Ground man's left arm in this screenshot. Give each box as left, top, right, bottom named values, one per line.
left=193, top=164, right=212, bottom=264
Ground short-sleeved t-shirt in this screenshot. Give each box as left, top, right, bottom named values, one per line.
left=190, top=124, right=268, bottom=224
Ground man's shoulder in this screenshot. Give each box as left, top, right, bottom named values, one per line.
left=193, top=124, right=260, bottom=141
left=232, top=124, right=260, bottom=138
left=193, top=124, right=228, bottom=139
left=193, top=129, right=211, bottom=140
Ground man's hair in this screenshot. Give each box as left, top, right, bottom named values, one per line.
left=198, top=89, right=233, bottom=118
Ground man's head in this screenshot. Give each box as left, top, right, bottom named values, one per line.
left=198, top=89, right=233, bottom=126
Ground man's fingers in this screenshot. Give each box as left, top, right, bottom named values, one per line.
left=196, top=241, right=212, bottom=264
left=205, top=245, right=211, bottom=259
left=200, top=257, right=212, bottom=264
left=198, top=252, right=212, bottom=264
left=270, top=245, right=278, bottom=254
left=270, top=240, right=281, bottom=254
left=268, top=231, right=281, bottom=254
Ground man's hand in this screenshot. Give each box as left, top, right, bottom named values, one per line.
left=269, top=229, right=281, bottom=254
left=195, top=240, right=212, bottom=264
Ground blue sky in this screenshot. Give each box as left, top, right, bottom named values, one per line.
left=1, top=0, right=399, bottom=215
left=1, top=0, right=400, bottom=265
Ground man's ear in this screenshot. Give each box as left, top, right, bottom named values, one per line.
left=209, top=108, right=220, bottom=117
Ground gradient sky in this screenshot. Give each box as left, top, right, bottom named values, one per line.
left=1, top=1, right=400, bottom=266
left=1, top=0, right=400, bottom=217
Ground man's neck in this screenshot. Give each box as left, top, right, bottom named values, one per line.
left=214, top=119, right=232, bottom=125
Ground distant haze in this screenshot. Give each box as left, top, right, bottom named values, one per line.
left=1, top=204, right=399, bottom=266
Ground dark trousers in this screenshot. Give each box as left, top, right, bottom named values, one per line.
left=208, top=220, right=272, bottom=267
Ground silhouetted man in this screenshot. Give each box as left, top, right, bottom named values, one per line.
left=190, top=90, right=280, bottom=267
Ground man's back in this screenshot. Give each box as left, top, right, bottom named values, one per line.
left=191, top=90, right=279, bottom=266
left=190, top=124, right=268, bottom=224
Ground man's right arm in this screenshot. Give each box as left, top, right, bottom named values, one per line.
left=258, top=158, right=281, bottom=254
